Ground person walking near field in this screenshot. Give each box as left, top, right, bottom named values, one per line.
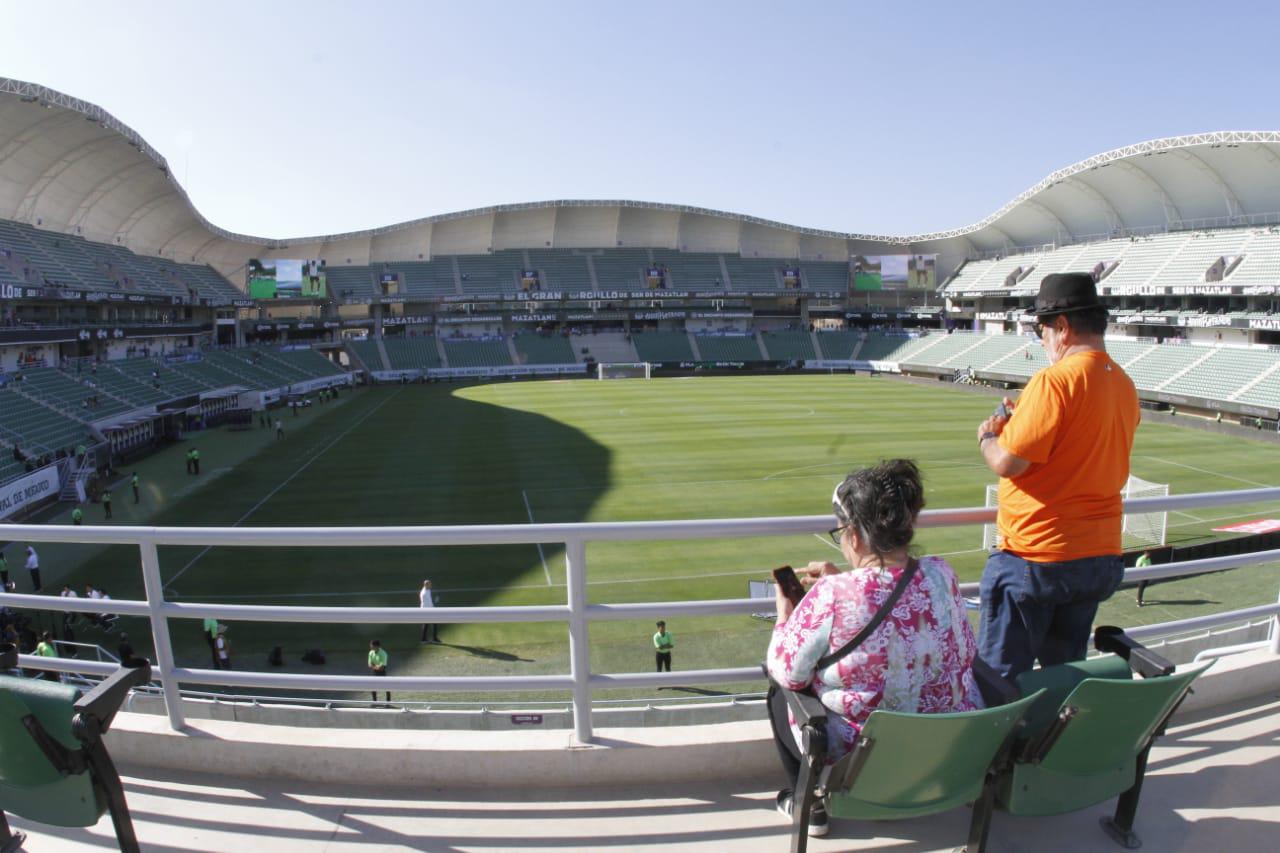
left=202, top=617, right=219, bottom=668
left=191, top=448, right=200, bottom=475
left=0, top=549, right=8, bottom=589
left=186, top=448, right=194, bottom=475
left=368, top=639, right=390, bottom=703
left=132, top=472, right=141, bottom=503
left=101, top=488, right=112, bottom=520
left=275, top=419, right=284, bottom=439
left=653, top=620, right=674, bottom=672
left=71, top=506, right=83, bottom=525
left=24, top=546, right=40, bottom=592
left=419, top=580, right=440, bottom=643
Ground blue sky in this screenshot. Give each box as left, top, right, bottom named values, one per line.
left=2, top=0, right=1278, bottom=239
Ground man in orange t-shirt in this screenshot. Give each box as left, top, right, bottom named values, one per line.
left=975, top=273, right=1139, bottom=678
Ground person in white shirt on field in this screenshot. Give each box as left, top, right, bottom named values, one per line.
left=419, top=580, right=440, bottom=644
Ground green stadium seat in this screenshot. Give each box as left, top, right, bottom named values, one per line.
left=997, top=628, right=1212, bottom=849
left=760, top=330, right=815, bottom=361
left=513, top=333, right=576, bottom=365
left=632, top=331, right=694, bottom=362
left=0, top=646, right=152, bottom=853
left=694, top=334, right=762, bottom=361
left=776, top=674, right=1042, bottom=852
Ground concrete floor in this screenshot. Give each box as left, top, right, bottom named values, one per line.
left=10, top=695, right=1280, bottom=852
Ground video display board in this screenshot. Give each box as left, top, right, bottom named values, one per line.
left=850, top=254, right=936, bottom=291
left=248, top=259, right=327, bottom=299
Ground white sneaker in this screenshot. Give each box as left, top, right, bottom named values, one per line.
left=775, top=789, right=829, bottom=837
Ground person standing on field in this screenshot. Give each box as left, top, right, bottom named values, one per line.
left=202, top=617, right=220, bottom=667
left=975, top=273, right=1139, bottom=679
left=191, top=448, right=200, bottom=475
left=101, top=488, right=112, bottom=520
left=419, top=580, right=440, bottom=644
left=653, top=620, right=674, bottom=672
left=0, top=549, right=8, bottom=589
left=132, top=472, right=141, bottom=504
left=368, top=639, right=390, bottom=703
left=275, top=419, right=284, bottom=439
left=215, top=625, right=232, bottom=669
left=71, top=506, right=83, bottom=525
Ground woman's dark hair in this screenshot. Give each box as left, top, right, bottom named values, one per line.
left=832, top=459, right=925, bottom=562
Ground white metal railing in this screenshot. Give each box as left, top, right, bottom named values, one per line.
left=4, top=487, right=1280, bottom=743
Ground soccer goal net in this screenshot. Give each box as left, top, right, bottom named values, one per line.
left=597, top=362, right=652, bottom=380
left=981, top=475, right=1169, bottom=551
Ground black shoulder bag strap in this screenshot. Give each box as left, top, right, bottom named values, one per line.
left=815, top=557, right=920, bottom=670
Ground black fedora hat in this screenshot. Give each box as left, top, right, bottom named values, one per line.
left=1025, top=272, right=1104, bottom=317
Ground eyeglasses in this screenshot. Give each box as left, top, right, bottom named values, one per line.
left=828, top=526, right=848, bottom=545
left=1033, top=316, right=1061, bottom=339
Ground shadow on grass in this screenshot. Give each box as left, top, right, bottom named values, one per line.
left=443, top=643, right=534, bottom=663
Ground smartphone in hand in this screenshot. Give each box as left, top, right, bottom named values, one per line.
left=772, top=565, right=807, bottom=606
left=995, top=401, right=1010, bottom=419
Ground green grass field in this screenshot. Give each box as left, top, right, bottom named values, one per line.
left=19, top=375, right=1280, bottom=702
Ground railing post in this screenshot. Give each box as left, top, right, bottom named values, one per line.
left=138, top=539, right=186, bottom=731
left=565, top=538, right=592, bottom=744
left=1271, top=587, right=1280, bottom=656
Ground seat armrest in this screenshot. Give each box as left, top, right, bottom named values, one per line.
left=1094, top=626, right=1175, bottom=678
left=73, top=661, right=152, bottom=739
left=782, top=686, right=827, bottom=729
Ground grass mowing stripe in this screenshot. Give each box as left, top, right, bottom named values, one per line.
left=163, top=388, right=403, bottom=591
left=1137, top=455, right=1273, bottom=488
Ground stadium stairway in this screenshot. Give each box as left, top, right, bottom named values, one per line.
left=14, top=652, right=1279, bottom=851
left=688, top=333, right=702, bottom=360
left=376, top=337, right=392, bottom=371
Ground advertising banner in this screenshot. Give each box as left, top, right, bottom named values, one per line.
left=0, top=464, right=61, bottom=520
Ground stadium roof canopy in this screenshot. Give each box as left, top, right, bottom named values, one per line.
left=4, top=77, right=1280, bottom=277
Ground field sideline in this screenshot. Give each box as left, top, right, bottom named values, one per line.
left=22, top=375, right=1280, bottom=701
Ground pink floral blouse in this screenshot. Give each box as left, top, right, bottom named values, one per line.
left=766, top=555, right=982, bottom=764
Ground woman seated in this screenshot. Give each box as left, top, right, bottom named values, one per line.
left=766, top=459, right=982, bottom=836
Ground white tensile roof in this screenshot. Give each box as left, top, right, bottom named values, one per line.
left=2, top=77, right=1279, bottom=276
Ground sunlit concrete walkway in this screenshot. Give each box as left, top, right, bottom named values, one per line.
left=11, top=693, right=1279, bottom=852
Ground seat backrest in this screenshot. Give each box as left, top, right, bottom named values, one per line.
left=826, top=690, right=1042, bottom=821
left=1016, top=654, right=1133, bottom=737
left=0, top=675, right=103, bottom=827
left=0, top=675, right=80, bottom=787
left=1000, top=662, right=1211, bottom=816
left=1036, top=662, right=1210, bottom=778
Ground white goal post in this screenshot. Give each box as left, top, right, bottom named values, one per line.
left=597, top=362, right=652, bottom=380
left=981, top=475, right=1169, bottom=552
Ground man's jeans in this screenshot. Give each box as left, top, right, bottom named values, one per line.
left=978, top=551, right=1125, bottom=679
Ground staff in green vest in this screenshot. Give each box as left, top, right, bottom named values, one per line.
left=368, top=640, right=390, bottom=704
left=202, top=617, right=219, bottom=668
left=186, top=449, right=194, bottom=475
left=101, top=488, right=112, bottom=520
left=653, top=620, right=674, bottom=672
left=1135, top=551, right=1153, bottom=607
left=35, top=631, right=59, bottom=681
left=132, top=472, right=141, bottom=504
left=71, top=506, right=83, bottom=525
left=191, top=448, right=200, bottom=476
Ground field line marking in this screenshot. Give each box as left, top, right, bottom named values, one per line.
left=522, top=489, right=553, bottom=586
left=812, top=533, right=841, bottom=552
left=1137, top=455, right=1272, bottom=488
left=164, top=388, right=403, bottom=591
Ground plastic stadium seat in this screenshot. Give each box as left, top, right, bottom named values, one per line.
left=998, top=628, right=1213, bottom=849
left=0, top=645, right=152, bottom=853
left=775, top=669, right=1042, bottom=853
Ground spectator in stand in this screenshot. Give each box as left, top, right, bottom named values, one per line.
left=975, top=274, right=1139, bottom=679
left=767, top=460, right=981, bottom=836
